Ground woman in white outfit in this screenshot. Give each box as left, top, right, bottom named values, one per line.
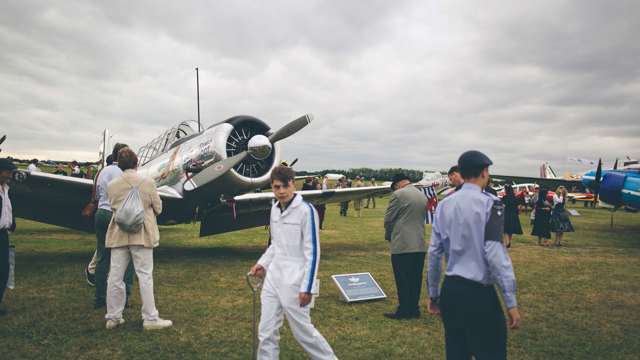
left=104, top=147, right=172, bottom=330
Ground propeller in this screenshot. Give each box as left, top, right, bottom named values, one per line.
left=0, top=135, right=6, bottom=152
left=593, top=158, right=602, bottom=204
left=280, top=158, right=299, bottom=167
left=268, top=115, right=312, bottom=143
left=184, top=115, right=312, bottom=192
left=183, top=152, right=248, bottom=191
left=613, top=158, right=618, bottom=170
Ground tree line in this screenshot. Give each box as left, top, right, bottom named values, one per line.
left=296, top=168, right=427, bottom=182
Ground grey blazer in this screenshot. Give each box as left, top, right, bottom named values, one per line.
left=384, top=185, right=427, bottom=254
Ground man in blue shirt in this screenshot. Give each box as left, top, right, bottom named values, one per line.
left=94, top=143, right=134, bottom=309
left=427, top=150, right=521, bottom=359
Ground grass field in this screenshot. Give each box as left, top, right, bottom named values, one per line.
left=1, top=197, right=639, bottom=359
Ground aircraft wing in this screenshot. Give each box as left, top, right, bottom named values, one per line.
left=198, top=185, right=390, bottom=236
left=491, top=174, right=584, bottom=191
left=10, top=170, right=183, bottom=233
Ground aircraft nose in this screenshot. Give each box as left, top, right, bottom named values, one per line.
left=247, top=134, right=272, bottom=160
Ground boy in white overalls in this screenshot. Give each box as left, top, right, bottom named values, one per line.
left=250, top=165, right=337, bottom=360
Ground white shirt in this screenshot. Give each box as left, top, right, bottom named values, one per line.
left=96, top=164, right=123, bottom=211
left=27, top=163, right=40, bottom=173
left=0, top=184, right=13, bottom=230
left=553, top=194, right=564, bottom=206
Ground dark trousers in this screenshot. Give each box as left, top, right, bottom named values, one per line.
left=315, top=205, right=326, bottom=230
left=95, top=209, right=133, bottom=304
left=440, top=276, right=507, bottom=360
left=340, top=201, right=349, bottom=216
left=0, top=230, right=9, bottom=305
left=391, top=252, right=425, bottom=316
left=365, top=196, right=376, bottom=208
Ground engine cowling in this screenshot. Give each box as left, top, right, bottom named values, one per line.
left=599, top=172, right=626, bottom=206
left=209, top=115, right=281, bottom=195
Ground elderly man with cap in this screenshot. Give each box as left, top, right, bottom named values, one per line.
left=0, top=158, right=17, bottom=316
left=427, top=150, right=521, bottom=359
left=383, top=173, right=427, bottom=319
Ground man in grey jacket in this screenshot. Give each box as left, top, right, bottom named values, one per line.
left=384, top=173, right=427, bottom=319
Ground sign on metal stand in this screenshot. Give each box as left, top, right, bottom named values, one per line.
left=331, top=272, right=387, bottom=303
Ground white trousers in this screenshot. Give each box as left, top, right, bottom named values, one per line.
left=105, top=246, right=159, bottom=321
left=258, top=281, right=336, bottom=360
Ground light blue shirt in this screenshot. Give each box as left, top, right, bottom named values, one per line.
left=427, top=183, right=518, bottom=308
left=96, top=164, right=123, bottom=211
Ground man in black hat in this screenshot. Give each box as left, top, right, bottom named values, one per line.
left=0, top=158, right=17, bottom=315
left=383, top=173, right=428, bottom=319
left=427, top=150, right=521, bottom=359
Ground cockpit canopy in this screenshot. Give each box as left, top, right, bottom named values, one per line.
left=137, top=121, right=198, bottom=165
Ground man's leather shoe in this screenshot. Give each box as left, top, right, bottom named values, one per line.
left=384, top=312, right=420, bottom=320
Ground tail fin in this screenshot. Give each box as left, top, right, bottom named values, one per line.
left=540, top=162, right=558, bottom=179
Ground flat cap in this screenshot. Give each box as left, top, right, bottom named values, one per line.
left=458, top=150, right=493, bottom=172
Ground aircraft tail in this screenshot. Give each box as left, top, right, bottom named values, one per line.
left=540, top=162, right=558, bottom=179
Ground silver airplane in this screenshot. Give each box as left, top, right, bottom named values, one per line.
left=9, top=115, right=390, bottom=236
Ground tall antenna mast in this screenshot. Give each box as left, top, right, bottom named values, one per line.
left=196, top=67, right=201, bottom=132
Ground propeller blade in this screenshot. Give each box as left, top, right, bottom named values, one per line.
left=613, top=158, right=618, bottom=170
left=183, top=151, right=248, bottom=192
left=268, top=114, right=312, bottom=143
left=289, top=158, right=299, bottom=167
left=594, top=158, right=602, bottom=203
left=0, top=135, right=6, bottom=146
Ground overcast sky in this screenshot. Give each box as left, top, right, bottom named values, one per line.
left=1, top=0, right=638, bottom=176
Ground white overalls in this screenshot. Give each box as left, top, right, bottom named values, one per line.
left=256, top=194, right=336, bottom=360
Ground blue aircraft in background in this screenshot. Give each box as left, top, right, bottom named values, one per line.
left=582, top=158, right=640, bottom=210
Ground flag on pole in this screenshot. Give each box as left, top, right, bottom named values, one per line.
left=420, top=186, right=438, bottom=224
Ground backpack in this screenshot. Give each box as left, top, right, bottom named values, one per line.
left=114, top=179, right=145, bottom=233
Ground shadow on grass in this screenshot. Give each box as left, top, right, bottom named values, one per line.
left=153, top=245, right=263, bottom=261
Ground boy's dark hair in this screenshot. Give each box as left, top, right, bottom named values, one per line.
left=105, top=154, right=114, bottom=165
left=112, top=143, right=129, bottom=162
left=31, top=158, right=39, bottom=164
left=447, top=166, right=460, bottom=176
left=271, top=165, right=295, bottom=184
left=117, top=148, right=138, bottom=171
left=460, top=166, right=486, bottom=180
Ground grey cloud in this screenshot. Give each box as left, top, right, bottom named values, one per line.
left=0, top=0, right=638, bottom=175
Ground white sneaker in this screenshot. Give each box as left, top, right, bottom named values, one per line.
left=106, top=318, right=125, bottom=329
left=143, top=318, right=173, bottom=330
